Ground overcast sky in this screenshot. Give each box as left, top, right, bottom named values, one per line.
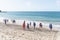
left=0, top=0, right=60, bottom=11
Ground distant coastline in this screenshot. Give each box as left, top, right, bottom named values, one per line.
left=0, top=10, right=7, bottom=13
left=0, top=10, right=1, bottom=12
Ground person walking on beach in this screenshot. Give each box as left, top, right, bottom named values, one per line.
left=33, top=22, right=36, bottom=29
left=22, top=21, right=26, bottom=30
left=39, top=23, right=43, bottom=28
left=27, top=23, right=29, bottom=29
left=49, top=24, right=52, bottom=30
left=4, top=19, right=8, bottom=24
left=12, top=20, right=16, bottom=23
left=30, top=22, right=31, bottom=26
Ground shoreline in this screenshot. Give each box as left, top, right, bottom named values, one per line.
left=0, top=18, right=60, bottom=40
left=0, top=18, right=60, bottom=31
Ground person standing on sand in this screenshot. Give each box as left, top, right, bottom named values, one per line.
left=33, top=22, right=36, bottom=29
left=30, top=22, right=31, bottom=26
left=27, top=23, right=29, bottom=29
left=22, top=21, right=26, bottom=30
left=4, top=19, right=8, bottom=24
left=12, top=20, right=16, bottom=23
left=49, top=24, right=52, bottom=30
left=39, top=23, right=42, bottom=28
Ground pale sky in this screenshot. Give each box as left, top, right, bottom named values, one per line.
left=0, top=0, right=60, bottom=11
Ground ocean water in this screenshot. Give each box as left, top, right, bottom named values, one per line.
left=0, top=11, right=60, bottom=22
left=0, top=11, right=60, bottom=31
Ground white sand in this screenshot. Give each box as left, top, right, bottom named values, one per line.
left=0, top=18, right=60, bottom=40
left=0, top=23, right=59, bottom=40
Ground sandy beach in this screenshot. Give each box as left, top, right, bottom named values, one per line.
left=0, top=22, right=60, bottom=40
left=0, top=0, right=60, bottom=40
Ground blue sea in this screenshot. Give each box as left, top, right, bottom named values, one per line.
left=0, top=11, right=60, bottom=30
left=0, top=11, right=60, bottom=22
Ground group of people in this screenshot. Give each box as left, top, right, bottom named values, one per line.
left=22, top=21, right=53, bottom=30
left=3, top=19, right=52, bottom=30
left=4, top=19, right=16, bottom=24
